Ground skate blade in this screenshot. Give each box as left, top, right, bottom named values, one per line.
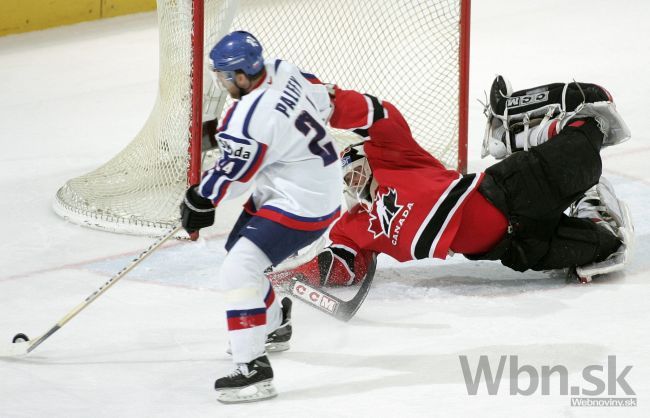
left=576, top=253, right=625, bottom=280
left=216, top=380, right=277, bottom=404
left=226, top=341, right=290, bottom=355
left=266, top=341, right=290, bottom=353
left=576, top=240, right=629, bottom=281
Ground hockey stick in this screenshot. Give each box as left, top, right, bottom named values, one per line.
left=268, top=253, right=377, bottom=322
left=269, top=235, right=329, bottom=274
left=1, top=226, right=182, bottom=357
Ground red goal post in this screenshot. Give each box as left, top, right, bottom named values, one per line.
left=53, top=0, right=471, bottom=236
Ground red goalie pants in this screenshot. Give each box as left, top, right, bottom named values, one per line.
left=450, top=190, right=508, bottom=255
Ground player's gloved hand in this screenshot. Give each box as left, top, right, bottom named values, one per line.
left=180, top=186, right=215, bottom=234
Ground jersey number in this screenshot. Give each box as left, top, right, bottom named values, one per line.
left=295, top=111, right=337, bottom=166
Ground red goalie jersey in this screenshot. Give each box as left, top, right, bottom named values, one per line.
left=267, top=89, right=508, bottom=289
left=328, top=88, right=485, bottom=263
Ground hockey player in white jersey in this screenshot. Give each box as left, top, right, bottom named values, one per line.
left=180, top=31, right=342, bottom=403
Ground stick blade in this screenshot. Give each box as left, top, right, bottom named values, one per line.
left=279, top=253, right=377, bottom=322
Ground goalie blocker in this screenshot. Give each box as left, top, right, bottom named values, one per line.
left=267, top=251, right=377, bottom=322
left=267, top=246, right=372, bottom=288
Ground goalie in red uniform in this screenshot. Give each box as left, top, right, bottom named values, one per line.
left=271, top=76, right=634, bottom=287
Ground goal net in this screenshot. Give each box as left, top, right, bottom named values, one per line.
left=53, top=0, right=470, bottom=236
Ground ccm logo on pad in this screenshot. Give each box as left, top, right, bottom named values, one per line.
left=506, top=91, right=549, bottom=109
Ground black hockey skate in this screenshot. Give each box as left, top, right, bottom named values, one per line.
left=265, top=297, right=292, bottom=352
left=214, top=355, right=277, bottom=403
left=489, top=74, right=513, bottom=114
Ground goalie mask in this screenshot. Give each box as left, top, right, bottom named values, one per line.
left=341, top=144, right=374, bottom=211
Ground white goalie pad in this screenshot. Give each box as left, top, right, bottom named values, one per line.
left=576, top=202, right=633, bottom=281
left=576, top=178, right=635, bottom=282
left=482, top=103, right=563, bottom=159
left=481, top=79, right=632, bottom=159
left=482, top=116, right=508, bottom=159
left=561, top=101, right=632, bottom=147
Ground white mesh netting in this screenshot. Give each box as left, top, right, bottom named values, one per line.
left=53, top=0, right=467, bottom=235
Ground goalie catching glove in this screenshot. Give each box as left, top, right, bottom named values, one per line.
left=267, top=246, right=373, bottom=288
left=180, top=186, right=215, bottom=234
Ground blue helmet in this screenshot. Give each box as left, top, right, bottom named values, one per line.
left=209, top=31, right=264, bottom=77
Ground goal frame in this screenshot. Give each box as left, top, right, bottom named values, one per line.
left=458, top=0, right=471, bottom=174
left=189, top=0, right=470, bottom=178
left=189, top=0, right=205, bottom=188
left=188, top=0, right=472, bottom=176
left=53, top=0, right=471, bottom=236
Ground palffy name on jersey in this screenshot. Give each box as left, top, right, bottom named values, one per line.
left=274, top=75, right=304, bottom=118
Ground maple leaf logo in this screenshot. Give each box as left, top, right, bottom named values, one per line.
left=368, top=188, right=403, bottom=238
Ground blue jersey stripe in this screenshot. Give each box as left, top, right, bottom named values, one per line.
left=218, top=132, right=252, bottom=145
left=220, top=102, right=238, bottom=132
left=211, top=179, right=230, bottom=205
left=199, top=168, right=219, bottom=197
left=242, top=91, right=266, bottom=140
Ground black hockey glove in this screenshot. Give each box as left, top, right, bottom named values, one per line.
left=180, top=186, right=215, bottom=234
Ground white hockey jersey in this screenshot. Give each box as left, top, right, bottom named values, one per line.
left=199, top=59, right=342, bottom=231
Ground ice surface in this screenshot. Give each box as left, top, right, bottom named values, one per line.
left=1, top=1, right=649, bottom=417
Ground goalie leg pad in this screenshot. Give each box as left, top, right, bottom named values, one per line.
left=482, top=76, right=629, bottom=158
left=561, top=102, right=631, bottom=147
left=491, top=80, right=609, bottom=117
left=575, top=201, right=633, bottom=281
left=572, top=177, right=634, bottom=280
